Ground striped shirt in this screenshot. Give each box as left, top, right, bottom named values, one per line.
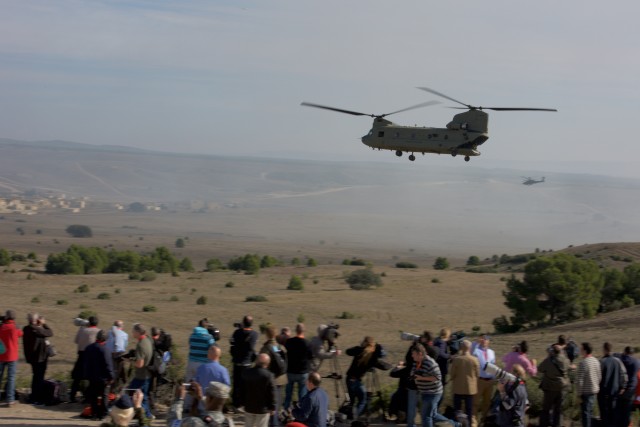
left=188, top=326, right=215, bottom=363
left=577, top=355, right=602, bottom=395
left=413, top=355, right=443, bottom=395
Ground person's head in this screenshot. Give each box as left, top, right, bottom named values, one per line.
left=480, top=334, right=491, bottom=348
left=557, top=335, right=567, bottom=346
left=256, top=352, right=271, bottom=368
left=550, top=344, right=562, bottom=357
left=439, top=328, right=451, bottom=340
left=242, top=315, right=253, bottom=328
left=108, top=394, right=135, bottom=426
left=280, top=327, right=291, bottom=336
left=114, top=320, right=124, bottom=329
left=412, top=343, right=426, bottom=362
left=132, top=323, right=146, bottom=339
left=198, top=318, right=210, bottom=328
left=512, top=363, right=526, bottom=380
left=27, top=312, right=40, bottom=325
left=581, top=342, right=593, bottom=356
left=88, top=315, right=99, bottom=327
left=96, top=329, right=107, bottom=343
left=519, top=341, right=529, bottom=354
left=5, top=310, right=16, bottom=321
left=624, top=346, right=633, bottom=356
left=420, top=331, right=434, bottom=344
left=208, top=344, right=221, bottom=361
left=603, top=342, right=612, bottom=355
left=307, top=371, right=322, bottom=391
left=295, top=323, right=305, bottom=336
left=459, top=339, right=471, bottom=355
left=204, top=381, right=230, bottom=412
left=264, top=325, right=277, bottom=340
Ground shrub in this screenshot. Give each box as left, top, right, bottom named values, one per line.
left=431, top=278, right=441, bottom=283
left=56, top=299, right=68, bottom=305
left=97, top=293, right=110, bottom=300
left=169, top=295, right=179, bottom=302
left=297, top=313, right=305, bottom=323
left=307, top=258, right=317, bottom=267
left=129, top=272, right=141, bottom=280
left=115, top=288, right=121, bottom=294
left=175, top=238, right=185, bottom=248
left=225, top=281, right=234, bottom=288
left=433, top=257, right=449, bottom=270
left=196, top=296, right=207, bottom=305
left=466, top=256, right=481, bottom=266
left=140, top=271, right=157, bottom=282
left=337, top=311, right=356, bottom=319
left=66, top=224, right=93, bottom=238
left=245, top=295, right=268, bottom=302
left=27, top=273, right=35, bottom=280
left=291, top=257, right=300, bottom=266
left=465, top=266, right=498, bottom=273
left=395, top=262, right=417, bottom=269
left=75, top=284, right=90, bottom=293
left=288, top=275, right=304, bottom=290
left=12, top=253, right=27, bottom=262
left=345, top=268, right=383, bottom=290
left=31, top=297, right=40, bottom=303
left=205, top=258, right=225, bottom=272
left=142, top=305, right=157, bottom=312
left=78, top=310, right=97, bottom=319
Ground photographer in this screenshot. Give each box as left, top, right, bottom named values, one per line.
left=345, top=336, right=385, bottom=419
left=230, top=315, right=259, bottom=410
left=309, top=324, right=341, bottom=373
left=187, top=319, right=216, bottom=381
left=22, top=312, right=53, bottom=405
left=167, top=381, right=234, bottom=427
left=495, top=364, right=528, bottom=427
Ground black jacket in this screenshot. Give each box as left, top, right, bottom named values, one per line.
left=84, top=342, right=114, bottom=382
left=346, top=343, right=385, bottom=380
left=242, top=366, right=275, bottom=414
left=23, top=324, right=53, bottom=364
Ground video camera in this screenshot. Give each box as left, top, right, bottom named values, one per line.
left=199, top=318, right=221, bottom=341
left=321, top=322, right=340, bottom=348
left=400, top=332, right=421, bottom=342
left=73, top=317, right=90, bottom=327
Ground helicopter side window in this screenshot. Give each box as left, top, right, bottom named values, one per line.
left=377, top=131, right=384, bottom=137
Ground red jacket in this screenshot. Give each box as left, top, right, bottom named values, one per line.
left=0, top=320, right=24, bottom=362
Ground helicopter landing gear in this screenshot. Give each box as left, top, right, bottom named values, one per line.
left=451, top=150, right=458, bottom=157
left=408, top=154, right=416, bottom=161
left=395, top=150, right=402, bottom=157
left=464, top=156, right=470, bottom=162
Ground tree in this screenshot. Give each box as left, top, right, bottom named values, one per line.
left=502, top=253, right=603, bottom=328
left=288, top=275, right=304, bottom=290
left=345, top=268, right=383, bottom=290
left=66, top=224, right=93, bottom=238
left=179, top=257, right=194, bottom=272
left=0, top=248, right=10, bottom=266
left=205, top=258, right=224, bottom=271
left=466, top=256, right=480, bottom=266
left=175, top=238, right=185, bottom=248
left=433, top=257, right=449, bottom=270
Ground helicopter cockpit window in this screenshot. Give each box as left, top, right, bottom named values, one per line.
left=377, top=131, right=384, bottom=137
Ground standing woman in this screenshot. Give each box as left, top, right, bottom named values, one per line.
left=22, top=313, right=54, bottom=405
left=345, top=336, right=384, bottom=419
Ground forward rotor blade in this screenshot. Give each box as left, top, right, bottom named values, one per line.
left=417, top=87, right=470, bottom=108
left=382, top=100, right=440, bottom=117
left=300, top=102, right=372, bottom=117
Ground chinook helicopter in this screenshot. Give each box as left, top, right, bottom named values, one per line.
left=301, top=87, right=557, bottom=162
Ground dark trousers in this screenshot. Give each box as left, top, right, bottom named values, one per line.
left=70, top=351, right=86, bottom=401
left=87, top=379, right=109, bottom=419
left=580, top=394, right=595, bottom=427
left=233, top=364, right=250, bottom=408
left=540, top=389, right=564, bottom=427
left=617, top=390, right=634, bottom=427
left=111, top=352, right=127, bottom=392
left=29, top=360, right=48, bottom=403
left=597, top=393, right=616, bottom=427
left=454, top=394, right=474, bottom=424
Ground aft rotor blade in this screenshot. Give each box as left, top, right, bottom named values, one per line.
left=300, top=102, right=372, bottom=117
left=485, top=107, right=558, bottom=112
left=382, top=100, right=440, bottom=117
left=417, top=87, right=470, bottom=108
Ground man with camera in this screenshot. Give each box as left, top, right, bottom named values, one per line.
left=167, top=381, right=234, bottom=427
left=309, top=324, right=341, bottom=373
left=230, top=315, right=259, bottom=411
left=187, top=319, right=216, bottom=381
left=22, top=312, right=53, bottom=405
left=537, top=345, right=570, bottom=427
left=69, top=315, right=100, bottom=403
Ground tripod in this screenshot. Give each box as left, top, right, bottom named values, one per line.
left=322, top=354, right=348, bottom=404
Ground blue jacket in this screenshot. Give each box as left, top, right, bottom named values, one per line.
left=188, top=327, right=215, bottom=363
left=292, top=386, right=328, bottom=427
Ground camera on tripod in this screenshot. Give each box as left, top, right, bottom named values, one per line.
left=198, top=318, right=221, bottom=341
left=321, top=322, right=340, bottom=349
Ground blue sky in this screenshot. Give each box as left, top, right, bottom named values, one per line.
left=2, top=1, right=640, bottom=176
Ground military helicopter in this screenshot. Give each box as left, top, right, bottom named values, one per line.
left=521, top=176, right=546, bottom=185
left=301, top=87, right=557, bottom=162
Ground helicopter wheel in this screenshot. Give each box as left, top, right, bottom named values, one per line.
left=395, top=150, right=402, bottom=157
left=409, top=154, right=416, bottom=161
left=451, top=150, right=458, bottom=157
left=464, top=156, right=470, bottom=162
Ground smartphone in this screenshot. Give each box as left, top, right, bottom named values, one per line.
left=123, top=388, right=139, bottom=396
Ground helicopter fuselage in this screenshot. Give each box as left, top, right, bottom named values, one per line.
left=361, top=110, right=490, bottom=160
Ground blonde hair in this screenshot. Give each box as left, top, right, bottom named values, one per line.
left=440, top=328, right=451, bottom=339
left=358, top=336, right=376, bottom=366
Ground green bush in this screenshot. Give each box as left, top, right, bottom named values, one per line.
left=97, top=293, right=110, bottom=300
left=224, top=281, right=234, bottom=288
left=466, top=255, right=481, bottom=266
left=78, top=310, right=97, bottom=319
left=431, top=278, right=441, bottom=283
left=245, top=295, right=268, bottom=302
left=345, top=268, right=383, bottom=290
left=196, top=296, right=207, bottom=305
left=169, top=295, right=179, bottom=302
left=433, top=257, right=449, bottom=270
left=288, top=275, right=304, bottom=290
left=175, top=238, right=185, bottom=248
left=142, top=305, right=157, bottom=312
left=75, top=284, right=90, bottom=293
left=66, top=224, right=93, bottom=238
left=465, top=266, right=498, bottom=273
left=205, top=258, right=225, bottom=271
left=395, top=262, right=417, bottom=269
left=129, top=272, right=141, bottom=280
left=140, top=271, right=157, bottom=282
left=31, top=297, right=40, bottom=303
left=56, top=299, right=68, bottom=305
left=307, top=258, right=317, bottom=267
left=337, top=311, right=356, bottom=319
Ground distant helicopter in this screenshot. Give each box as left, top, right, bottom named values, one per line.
left=521, top=176, right=546, bottom=185
left=301, top=87, right=557, bottom=162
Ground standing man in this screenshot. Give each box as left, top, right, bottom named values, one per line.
left=287, top=372, right=329, bottom=427
left=538, top=344, right=570, bottom=427
left=127, top=323, right=154, bottom=419
left=576, top=342, right=602, bottom=427
left=196, top=345, right=231, bottom=388
left=449, top=340, right=479, bottom=427
left=186, top=319, right=215, bottom=381
left=260, top=325, right=288, bottom=426
left=243, top=353, right=276, bottom=427
left=69, top=315, right=100, bottom=402
left=616, top=346, right=640, bottom=427
left=84, top=330, right=114, bottom=420
left=0, top=310, right=23, bottom=406
left=284, top=323, right=312, bottom=411
left=230, top=315, right=259, bottom=411
left=22, top=313, right=53, bottom=405
left=105, top=320, right=128, bottom=392
left=598, top=342, right=627, bottom=427
left=472, top=335, right=496, bottom=424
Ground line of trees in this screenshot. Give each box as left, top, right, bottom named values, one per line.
left=494, top=253, right=640, bottom=332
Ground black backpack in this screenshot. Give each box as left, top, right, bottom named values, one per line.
left=565, top=341, right=579, bottom=362
left=148, top=339, right=167, bottom=375
left=266, top=345, right=287, bottom=377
